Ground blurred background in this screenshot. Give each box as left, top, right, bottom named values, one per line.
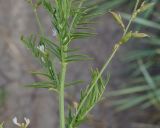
left=0, top=0, right=160, bottom=128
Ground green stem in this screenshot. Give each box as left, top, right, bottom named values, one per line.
left=69, top=0, right=84, bottom=33
left=123, top=0, right=140, bottom=36
left=29, top=0, right=44, bottom=35
left=70, top=43, right=120, bottom=127
left=59, top=62, right=67, bottom=128
left=69, top=2, right=141, bottom=127
left=34, top=9, right=45, bottom=35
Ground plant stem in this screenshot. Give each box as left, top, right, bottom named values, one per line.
left=29, top=0, right=44, bottom=35
left=34, top=9, right=45, bottom=35
left=69, top=2, right=140, bottom=126
left=59, top=62, right=67, bottom=128
left=69, top=0, right=84, bottom=33
left=123, top=0, right=140, bottom=36
left=70, top=43, right=120, bottom=127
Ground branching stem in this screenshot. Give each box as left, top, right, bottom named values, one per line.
left=69, top=2, right=141, bottom=127
left=69, top=43, right=120, bottom=127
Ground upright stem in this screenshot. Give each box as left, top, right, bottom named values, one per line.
left=59, top=62, right=67, bottom=128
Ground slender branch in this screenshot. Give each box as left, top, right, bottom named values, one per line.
left=34, top=9, right=45, bottom=35
left=29, top=0, right=44, bottom=35
left=69, top=43, right=120, bottom=127
left=123, top=0, right=140, bottom=36
left=69, top=0, right=85, bottom=33
left=69, top=2, right=141, bottom=126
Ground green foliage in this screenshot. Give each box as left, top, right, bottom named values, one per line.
left=20, top=0, right=150, bottom=128
left=0, top=122, right=4, bottom=128
left=66, top=70, right=110, bottom=128
left=107, top=0, right=160, bottom=111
